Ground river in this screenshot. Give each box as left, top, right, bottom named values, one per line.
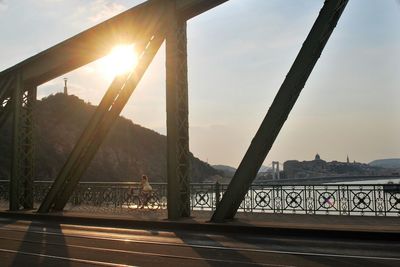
left=328, top=178, right=400, bottom=184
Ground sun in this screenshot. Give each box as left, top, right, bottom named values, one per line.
left=100, top=44, right=138, bottom=79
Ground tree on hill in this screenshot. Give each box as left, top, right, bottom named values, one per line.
left=0, top=93, right=222, bottom=183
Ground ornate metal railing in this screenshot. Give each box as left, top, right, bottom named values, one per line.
left=235, top=184, right=400, bottom=216
left=0, top=180, right=399, bottom=216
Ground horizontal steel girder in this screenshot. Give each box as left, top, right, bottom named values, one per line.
left=0, top=0, right=228, bottom=90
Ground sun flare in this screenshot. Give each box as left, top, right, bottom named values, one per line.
left=101, top=44, right=138, bottom=79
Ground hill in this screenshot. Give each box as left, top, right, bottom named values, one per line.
left=212, top=164, right=271, bottom=176
left=369, top=158, right=400, bottom=169
left=0, top=93, right=221, bottom=183
left=212, top=165, right=236, bottom=177
left=258, top=165, right=271, bottom=173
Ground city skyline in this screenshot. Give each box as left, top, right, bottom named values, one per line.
left=1, top=0, right=399, bottom=167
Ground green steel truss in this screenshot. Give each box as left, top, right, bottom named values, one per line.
left=10, top=73, right=36, bottom=211
left=166, top=4, right=190, bottom=219
left=0, top=0, right=225, bottom=219
left=1, top=0, right=352, bottom=223
left=38, top=14, right=167, bottom=213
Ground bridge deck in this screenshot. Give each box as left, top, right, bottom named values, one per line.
left=1, top=210, right=399, bottom=236
left=1, top=211, right=399, bottom=266
left=0, top=215, right=398, bottom=266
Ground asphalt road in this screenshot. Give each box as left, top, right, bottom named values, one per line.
left=0, top=217, right=399, bottom=267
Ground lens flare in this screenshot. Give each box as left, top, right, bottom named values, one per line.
left=101, top=44, right=138, bottom=79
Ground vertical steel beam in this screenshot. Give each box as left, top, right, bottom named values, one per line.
left=166, top=2, right=190, bottom=219
left=10, top=73, right=36, bottom=211
left=10, top=73, right=23, bottom=211
left=22, top=86, right=36, bottom=209
left=211, top=0, right=349, bottom=222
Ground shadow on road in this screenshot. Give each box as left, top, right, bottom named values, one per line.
left=11, top=222, right=70, bottom=266
left=174, top=229, right=259, bottom=266
left=0, top=217, right=18, bottom=228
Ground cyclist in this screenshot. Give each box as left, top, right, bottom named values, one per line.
left=139, top=175, right=153, bottom=208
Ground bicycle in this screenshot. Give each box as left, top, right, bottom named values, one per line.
left=125, top=188, right=161, bottom=210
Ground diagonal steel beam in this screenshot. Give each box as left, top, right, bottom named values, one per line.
left=0, top=0, right=228, bottom=89
left=211, top=0, right=349, bottom=222
left=38, top=14, right=167, bottom=213
left=1, top=0, right=167, bottom=88
left=51, top=34, right=165, bottom=211
left=0, top=93, right=13, bottom=130
left=0, top=76, right=15, bottom=104
left=0, top=76, right=14, bottom=96
left=177, top=0, right=229, bottom=21
left=0, top=77, right=15, bottom=130
left=0, top=101, right=12, bottom=130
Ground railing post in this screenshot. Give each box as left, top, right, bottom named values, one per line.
left=215, top=181, right=221, bottom=209
left=72, top=190, right=79, bottom=206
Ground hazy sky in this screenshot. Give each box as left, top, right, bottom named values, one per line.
left=1, top=0, right=399, bottom=168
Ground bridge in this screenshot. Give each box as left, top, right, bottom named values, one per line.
left=0, top=0, right=399, bottom=265
left=0, top=0, right=350, bottom=221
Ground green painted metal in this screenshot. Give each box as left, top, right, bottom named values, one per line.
left=2, top=0, right=230, bottom=216
left=211, top=0, right=349, bottom=222
left=22, top=86, right=36, bottom=209
left=38, top=14, right=167, bottom=213
left=9, top=73, right=36, bottom=211
left=0, top=100, right=12, bottom=130
left=166, top=2, right=191, bottom=219
left=37, top=77, right=139, bottom=212
left=52, top=35, right=165, bottom=211
left=177, top=0, right=228, bottom=21
left=0, top=0, right=228, bottom=90
left=0, top=77, right=15, bottom=130
left=0, top=76, right=15, bottom=100
left=10, top=73, right=22, bottom=211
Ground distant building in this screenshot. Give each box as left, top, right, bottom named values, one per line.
left=283, top=154, right=387, bottom=179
